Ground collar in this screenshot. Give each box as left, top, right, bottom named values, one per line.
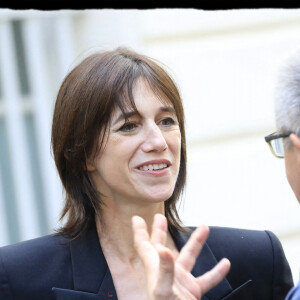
left=172, top=228, right=232, bottom=300
left=69, top=224, right=233, bottom=299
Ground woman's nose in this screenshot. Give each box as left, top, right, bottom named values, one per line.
left=140, top=125, right=168, bottom=153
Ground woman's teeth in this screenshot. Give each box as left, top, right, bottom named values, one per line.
left=139, top=163, right=167, bottom=171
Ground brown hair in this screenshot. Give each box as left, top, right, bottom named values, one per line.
left=51, top=47, right=187, bottom=238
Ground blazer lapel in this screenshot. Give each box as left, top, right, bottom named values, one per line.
left=172, top=228, right=233, bottom=300
left=67, top=223, right=116, bottom=298
left=70, top=224, right=106, bottom=293
left=221, top=280, right=253, bottom=300
left=54, top=224, right=252, bottom=300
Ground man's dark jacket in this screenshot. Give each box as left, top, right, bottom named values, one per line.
left=0, top=223, right=294, bottom=300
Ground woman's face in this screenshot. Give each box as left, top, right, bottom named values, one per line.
left=87, top=79, right=181, bottom=206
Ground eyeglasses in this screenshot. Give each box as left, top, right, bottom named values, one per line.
left=264, top=131, right=293, bottom=158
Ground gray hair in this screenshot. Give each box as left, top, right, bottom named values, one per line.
left=275, top=49, right=300, bottom=149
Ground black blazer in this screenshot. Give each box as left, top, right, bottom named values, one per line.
left=0, top=223, right=294, bottom=300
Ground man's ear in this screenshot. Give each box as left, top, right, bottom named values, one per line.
left=290, top=133, right=300, bottom=151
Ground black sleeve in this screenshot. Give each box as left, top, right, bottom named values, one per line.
left=265, top=230, right=294, bottom=300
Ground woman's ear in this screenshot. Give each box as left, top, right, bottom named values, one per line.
left=86, top=159, right=96, bottom=172
left=290, top=133, right=300, bottom=151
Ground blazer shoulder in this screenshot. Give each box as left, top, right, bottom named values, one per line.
left=206, top=226, right=288, bottom=263
left=0, top=233, right=70, bottom=264
left=206, top=226, right=287, bottom=273
left=188, top=225, right=279, bottom=275
left=0, top=234, right=73, bottom=300
left=206, top=226, right=293, bottom=299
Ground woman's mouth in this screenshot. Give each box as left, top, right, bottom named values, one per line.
left=139, top=163, right=168, bottom=171
left=135, top=160, right=171, bottom=176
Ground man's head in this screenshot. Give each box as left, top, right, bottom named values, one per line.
left=274, top=50, right=300, bottom=202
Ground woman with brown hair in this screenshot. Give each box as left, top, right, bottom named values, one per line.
left=0, top=47, right=294, bottom=300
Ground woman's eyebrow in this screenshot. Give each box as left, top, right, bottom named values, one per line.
left=112, top=106, right=176, bottom=126
left=160, top=106, right=176, bottom=115
left=112, top=110, right=140, bottom=125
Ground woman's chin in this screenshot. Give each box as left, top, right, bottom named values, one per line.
left=141, top=189, right=174, bottom=204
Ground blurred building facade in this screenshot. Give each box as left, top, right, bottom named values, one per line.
left=0, top=9, right=299, bottom=282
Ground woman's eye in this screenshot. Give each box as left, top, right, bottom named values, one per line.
left=119, top=122, right=136, bottom=132
left=160, top=117, right=176, bottom=126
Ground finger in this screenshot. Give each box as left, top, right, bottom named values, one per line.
left=153, top=244, right=175, bottom=297
left=176, top=224, right=209, bottom=272
left=196, top=258, right=231, bottom=295
left=150, top=214, right=167, bottom=247
left=132, top=215, right=150, bottom=242
left=132, top=216, right=152, bottom=260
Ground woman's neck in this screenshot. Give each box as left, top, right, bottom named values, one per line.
left=95, top=198, right=172, bottom=264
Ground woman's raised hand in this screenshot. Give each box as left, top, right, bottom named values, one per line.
left=132, top=214, right=230, bottom=300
